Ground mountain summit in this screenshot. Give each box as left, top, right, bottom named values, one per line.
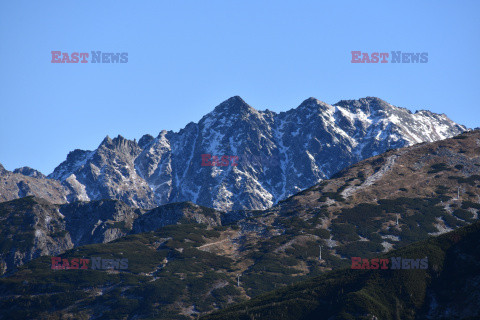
left=212, top=95, right=253, bottom=114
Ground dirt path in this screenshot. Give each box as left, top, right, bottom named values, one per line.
left=197, top=238, right=230, bottom=249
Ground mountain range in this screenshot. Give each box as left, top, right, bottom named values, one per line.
left=0, top=96, right=466, bottom=211
left=1, top=130, right=479, bottom=319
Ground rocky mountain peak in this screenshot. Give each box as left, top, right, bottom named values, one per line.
left=66, top=149, right=91, bottom=162
left=297, top=97, right=331, bottom=111
left=334, top=96, right=392, bottom=114
left=100, top=135, right=112, bottom=145
left=138, top=134, right=155, bottom=149
left=13, top=167, right=46, bottom=179
left=156, top=130, right=169, bottom=139
left=98, top=134, right=140, bottom=155
left=100, top=134, right=124, bottom=147
left=211, top=96, right=256, bottom=117
left=48, top=149, right=93, bottom=180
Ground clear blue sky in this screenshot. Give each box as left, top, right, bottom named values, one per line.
left=1, top=0, right=479, bottom=175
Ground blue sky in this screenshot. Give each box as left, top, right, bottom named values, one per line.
left=1, top=0, right=479, bottom=175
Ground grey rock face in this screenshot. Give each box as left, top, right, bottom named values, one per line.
left=132, top=202, right=222, bottom=233
left=59, top=199, right=144, bottom=246
left=0, top=167, right=69, bottom=204
left=50, top=136, right=156, bottom=208
left=0, top=196, right=223, bottom=273
left=13, top=167, right=46, bottom=179
left=0, top=96, right=466, bottom=211
left=0, top=197, right=73, bottom=275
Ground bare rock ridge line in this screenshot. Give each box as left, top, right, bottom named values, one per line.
left=0, top=96, right=467, bottom=210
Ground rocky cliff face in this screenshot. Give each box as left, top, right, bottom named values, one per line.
left=60, top=199, right=144, bottom=246
left=0, top=196, right=223, bottom=274
left=0, top=197, right=73, bottom=275
left=132, top=202, right=222, bottom=233
left=0, top=164, right=68, bottom=203
left=0, top=96, right=466, bottom=211
left=12, top=167, right=46, bottom=179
